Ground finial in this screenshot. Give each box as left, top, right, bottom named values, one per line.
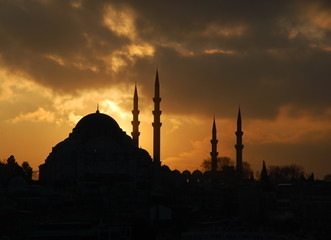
left=237, top=105, right=242, bottom=129
left=96, top=103, right=100, bottom=114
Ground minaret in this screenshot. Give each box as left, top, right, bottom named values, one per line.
left=210, top=117, right=219, bottom=173
left=235, top=107, right=244, bottom=179
left=152, top=69, right=162, bottom=166
left=131, top=84, right=140, bottom=147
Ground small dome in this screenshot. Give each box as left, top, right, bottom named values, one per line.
left=182, top=170, right=191, bottom=178
left=192, top=170, right=202, bottom=177
left=73, top=111, right=122, bottom=137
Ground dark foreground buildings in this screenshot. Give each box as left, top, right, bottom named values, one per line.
left=1, top=71, right=331, bottom=239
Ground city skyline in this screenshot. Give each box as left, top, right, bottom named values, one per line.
left=0, top=0, right=330, bottom=178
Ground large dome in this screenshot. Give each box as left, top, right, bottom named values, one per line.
left=40, top=109, right=153, bottom=183
left=72, top=110, right=123, bottom=138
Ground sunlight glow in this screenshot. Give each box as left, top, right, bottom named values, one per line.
left=100, top=99, right=130, bottom=120
left=68, top=112, right=83, bottom=125
left=103, top=5, right=137, bottom=40
left=101, top=43, right=155, bottom=73
left=110, top=54, right=128, bottom=73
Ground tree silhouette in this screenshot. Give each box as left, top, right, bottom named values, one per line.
left=0, top=155, right=34, bottom=186
left=308, top=172, right=315, bottom=182
left=201, top=156, right=233, bottom=171
left=7, top=155, right=16, bottom=165
left=22, top=161, right=33, bottom=182
left=242, top=161, right=253, bottom=179
left=6, top=155, right=23, bottom=178
left=201, top=157, right=252, bottom=179
left=323, top=174, right=331, bottom=181
left=268, top=164, right=305, bottom=182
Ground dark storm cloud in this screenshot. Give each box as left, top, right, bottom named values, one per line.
left=128, top=0, right=331, bottom=118
left=130, top=0, right=288, bottom=45
left=0, top=0, right=128, bottom=91
left=151, top=45, right=331, bottom=119
left=0, top=0, right=330, bottom=118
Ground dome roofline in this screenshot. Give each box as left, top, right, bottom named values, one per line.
left=72, top=112, right=123, bottom=138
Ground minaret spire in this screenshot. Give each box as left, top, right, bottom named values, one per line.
left=210, top=116, right=219, bottom=173
left=131, top=83, right=140, bottom=147
left=235, top=106, right=244, bottom=179
left=152, top=68, right=162, bottom=166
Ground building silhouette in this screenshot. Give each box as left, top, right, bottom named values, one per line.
left=39, top=110, right=154, bottom=183
left=39, top=69, right=247, bottom=184
left=2, top=70, right=331, bottom=240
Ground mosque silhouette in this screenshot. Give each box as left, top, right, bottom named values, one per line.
left=34, top=69, right=253, bottom=239
left=39, top=70, right=244, bottom=185
left=3, top=70, right=331, bottom=240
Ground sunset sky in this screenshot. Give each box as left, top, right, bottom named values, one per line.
left=0, top=0, right=331, bottom=179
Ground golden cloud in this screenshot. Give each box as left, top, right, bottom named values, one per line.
left=285, top=2, right=331, bottom=45
left=10, top=107, right=55, bottom=123
left=103, top=4, right=137, bottom=40
left=203, top=48, right=236, bottom=55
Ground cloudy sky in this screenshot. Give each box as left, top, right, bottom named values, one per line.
left=0, top=0, right=330, bottom=178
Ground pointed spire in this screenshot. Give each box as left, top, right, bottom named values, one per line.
left=212, top=115, right=216, bottom=133
left=155, top=67, right=160, bottom=98
left=133, top=82, right=138, bottom=110
left=134, top=82, right=138, bottom=99
left=237, top=106, right=242, bottom=131
left=212, top=115, right=217, bottom=142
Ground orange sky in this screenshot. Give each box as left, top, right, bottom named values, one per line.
left=0, top=0, right=331, bottom=179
